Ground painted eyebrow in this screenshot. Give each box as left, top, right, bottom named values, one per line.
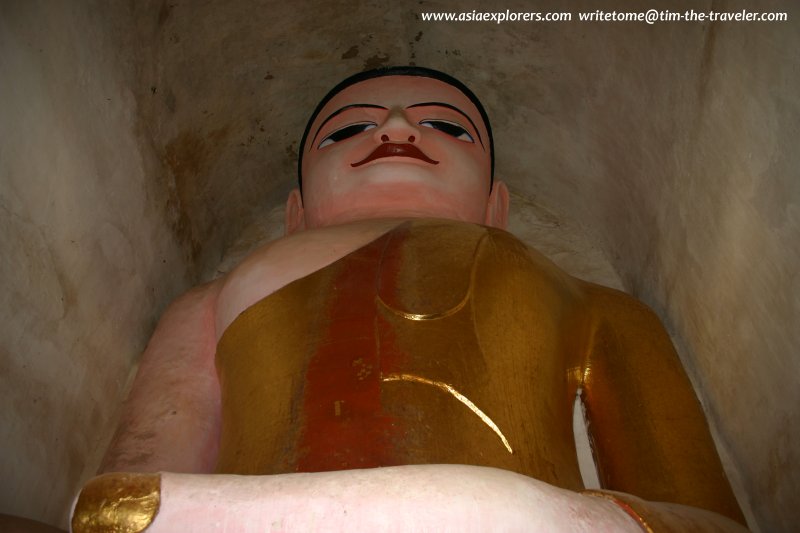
left=312, top=103, right=387, bottom=149
left=406, top=102, right=484, bottom=148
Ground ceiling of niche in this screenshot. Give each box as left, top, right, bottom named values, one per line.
left=132, top=0, right=599, bottom=276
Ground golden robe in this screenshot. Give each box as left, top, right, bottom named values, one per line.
left=215, top=219, right=744, bottom=525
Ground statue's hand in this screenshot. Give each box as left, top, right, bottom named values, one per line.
left=73, top=466, right=643, bottom=532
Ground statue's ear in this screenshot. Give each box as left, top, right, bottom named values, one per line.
left=284, top=188, right=306, bottom=235
left=485, top=180, right=510, bottom=230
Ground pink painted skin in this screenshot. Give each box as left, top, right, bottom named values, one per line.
left=94, top=76, right=650, bottom=531
left=285, top=75, right=510, bottom=233
left=148, top=466, right=645, bottom=533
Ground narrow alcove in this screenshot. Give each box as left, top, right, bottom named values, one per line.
left=1, top=1, right=797, bottom=530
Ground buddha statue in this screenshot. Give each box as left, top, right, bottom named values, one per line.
left=71, top=66, right=748, bottom=531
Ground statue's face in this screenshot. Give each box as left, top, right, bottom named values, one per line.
left=299, top=76, right=493, bottom=229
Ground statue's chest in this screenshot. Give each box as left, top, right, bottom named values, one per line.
left=215, top=220, right=586, bottom=489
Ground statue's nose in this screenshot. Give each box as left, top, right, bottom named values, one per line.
left=373, top=110, right=420, bottom=144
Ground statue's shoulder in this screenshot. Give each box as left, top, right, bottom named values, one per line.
left=214, top=219, right=412, bottom=336
left=579, top=281, right=676, bottom=351
left=582, top=281, right=661, bottom=318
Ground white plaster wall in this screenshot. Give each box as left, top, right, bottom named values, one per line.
left=0, top=1, right=190, bottom=527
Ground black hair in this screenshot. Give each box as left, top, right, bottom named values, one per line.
left=297, top=66, right=494, bottom=190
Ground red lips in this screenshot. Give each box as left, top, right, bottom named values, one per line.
left=351, top=143, right=439, bottom=167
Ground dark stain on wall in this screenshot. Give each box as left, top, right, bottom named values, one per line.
left=363, top=53, right=390, bottom=70
left=697, top=20, right=718, bottom=109
left=341, top=45, right=359, bottom=59
left=157, top=0, right=173, bottom=27
left=162, top=127, right=230, bottom=263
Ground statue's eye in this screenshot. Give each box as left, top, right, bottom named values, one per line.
left=318, top=122, right=377, bottom=148
left=419, top=120, right=474, bottom=143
